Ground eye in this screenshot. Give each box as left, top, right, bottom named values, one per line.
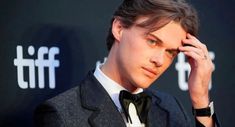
left=145, top=34, right=161, bottom=47
left=166, top=50, right=178, bottom=58
left=147, top=39, right=158, bottom=46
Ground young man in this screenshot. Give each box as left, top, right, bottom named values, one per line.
left=34, top=0, right=220, bottom=126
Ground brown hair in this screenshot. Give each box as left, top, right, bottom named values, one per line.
left=106, top=0, right=199, bottom=51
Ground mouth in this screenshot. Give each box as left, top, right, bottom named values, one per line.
left=142, top=67, right=157, bottom=78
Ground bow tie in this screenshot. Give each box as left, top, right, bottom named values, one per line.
left=119, top=90, right=152, bottom=124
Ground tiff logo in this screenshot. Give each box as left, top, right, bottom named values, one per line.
left=175, top=52, right=215, bottom=91
left=14, top=45, right=60, bottom=89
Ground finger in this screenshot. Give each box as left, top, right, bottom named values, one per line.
left=183, top=51, right=203, bottom=61
left=181, top=45, right=208, bottom=61
left=182, top=38, right=201, bottom=49
left=199, top=43, right=209, bottom=55
left=179, top=46, right=204, bottom=57
left=184, top=33, right=204, bottom=47
left=184, top=33, right=209, bottom=54
left=187, top=33, right=197, bottom=40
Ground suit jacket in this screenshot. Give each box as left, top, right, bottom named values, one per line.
left=34, top=71, right=193, bottom=127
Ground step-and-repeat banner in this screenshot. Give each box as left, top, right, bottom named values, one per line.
left=0, top=0, right=234, bottom=126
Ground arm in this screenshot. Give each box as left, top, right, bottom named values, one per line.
left=178, top=33, right=216, bottom=127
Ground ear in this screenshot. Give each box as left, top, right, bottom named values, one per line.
left=112, top=18, right=124, bottom=42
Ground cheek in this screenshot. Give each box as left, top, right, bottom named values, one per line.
left=120, top=37, right=147, bottom=61
left=162, top=57, right=174, bottom=71
left=118, top=43, right=148, bottom=79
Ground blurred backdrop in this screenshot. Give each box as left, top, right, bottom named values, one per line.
left=0, top=0, right=234, bottom=126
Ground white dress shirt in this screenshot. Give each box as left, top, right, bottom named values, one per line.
left=94, top=62, right=145, bottom=127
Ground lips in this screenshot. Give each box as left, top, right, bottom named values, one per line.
left=142, top=67, right=158, bottom=77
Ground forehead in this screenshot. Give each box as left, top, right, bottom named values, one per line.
left=150, top=21, right=187, bottom=47
left=130, top=17, right=187, bottom=47
left=134, top=16, right=173, bottom=33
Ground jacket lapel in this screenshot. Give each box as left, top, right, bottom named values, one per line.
left=146, top=90, right=169, bottom=127
left=79, top=71, right=170, bottom=127
left=80, top=71, right=126, bottom=127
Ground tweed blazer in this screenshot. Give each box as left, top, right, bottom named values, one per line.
left=34, top=71, right=193, bottom=127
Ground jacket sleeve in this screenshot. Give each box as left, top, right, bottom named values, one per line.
left=174, top=96, right=221, bottom=127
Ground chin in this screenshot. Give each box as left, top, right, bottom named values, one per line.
left=131, top=75, right=155, bottom=89
left=135, top=80, right=152, bottom=89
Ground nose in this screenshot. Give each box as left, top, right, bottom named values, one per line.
left=150, top=50, right=164, bottom=67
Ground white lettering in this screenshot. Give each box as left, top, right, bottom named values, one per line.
left=14, top=45, right=60, bottom=89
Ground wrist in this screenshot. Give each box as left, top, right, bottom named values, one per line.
left=192, top=101, right=214, bottom=117
left=191, top=96, right=210, bottom=109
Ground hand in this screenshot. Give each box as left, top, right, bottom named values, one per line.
left=179, top=33, right=215, bottom=126
left=178, top=33, right=214, bottom=108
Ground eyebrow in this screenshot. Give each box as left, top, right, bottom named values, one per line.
left=147, top=33, right=163, bottom=44
left=167, top=48, right=180, bottom=54
left=147, top=33, right=180, bottom=53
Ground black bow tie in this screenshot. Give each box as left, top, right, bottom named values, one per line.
left=119, top=90, right=152, bottom=124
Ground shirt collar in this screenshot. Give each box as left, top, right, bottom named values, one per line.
left=93, top=62, right=143, bottom=112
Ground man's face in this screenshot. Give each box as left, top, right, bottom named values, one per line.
left=114, top=18, right=186, bottom=91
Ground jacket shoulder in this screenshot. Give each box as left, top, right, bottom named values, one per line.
left=34, top=84, right=91, bottom=127
left=47, top=86, right=80, bottom=108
